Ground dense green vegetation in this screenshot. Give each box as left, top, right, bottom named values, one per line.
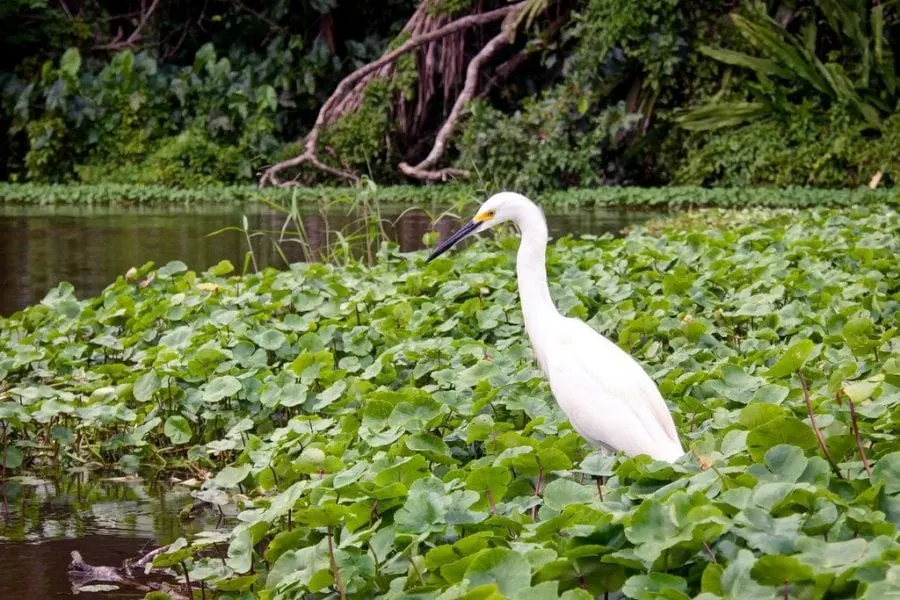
left=1, top=182, right=899, bottom=209
left=1, top=206, right=897, bottom=598
left=1, top=0, right=898, bottom=189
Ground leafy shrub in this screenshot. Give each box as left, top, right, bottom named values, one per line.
left=316, top=81, right=397, bottom=183
left=77, top=130, right=248, bottom=187
left=457, top=93, right=642, bottom=191
left=567, top=0, right=697, bottom=91
left=23, top=115, right=78, bottom=182
left=455, top=0, right=734, bottom=189
left=675, top=2, right=900, bottom=186
left=681, top=2, right=899, bottom=131
left=677, top=105, right=900, bottom=187
left=2, top=43, right=309, bottom=184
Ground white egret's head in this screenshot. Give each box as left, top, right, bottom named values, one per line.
left=426, top=192, right=528, bottom=262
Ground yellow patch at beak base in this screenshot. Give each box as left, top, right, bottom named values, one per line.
left=473, top=211, right=494, bottom=223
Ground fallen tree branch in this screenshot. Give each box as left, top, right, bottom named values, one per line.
left=130, top=544, right=173, bottom=571
left=486, top=13, right=567, bottom=91
left=326, top=2, right=429, bottom=125
left=258, top=2, right=525, bottom=188
left=68, top=548, right=189, bottom=600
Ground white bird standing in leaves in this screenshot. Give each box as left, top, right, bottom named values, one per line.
left=427, top=192, right=684, bottom=462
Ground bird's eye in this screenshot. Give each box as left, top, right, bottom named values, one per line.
left=474, top=209, right=496, bottom=224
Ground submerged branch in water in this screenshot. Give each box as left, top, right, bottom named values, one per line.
left=68, top=547, right=189, bottom=600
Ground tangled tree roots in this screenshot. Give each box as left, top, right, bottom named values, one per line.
left=259, top=1, right=531, bottom=188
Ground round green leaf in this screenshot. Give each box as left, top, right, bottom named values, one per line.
left=254, top=329, right=287, bottom=351
left=542, top=479, right=597, bottom=511
left=464, top=548, right=531, bottom=596
left=750, top=555, right=814, bottom=586
left=164, top=415, right=192, bottom=444
left=204, top=375, right=242, bottom=403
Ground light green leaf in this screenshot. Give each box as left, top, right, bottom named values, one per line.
left=164, top=415, right=192, bottom=444
left=542, top=479, right=596, bottom=511
left=204, top=376, right=242, bottom=403
left=60, top=48, right=82, bottom=76
left=253, top=329, right=287, bottom=351
left=464, top=548, right=532, bottom=596
left=133, top=371, right=161, bottom=402
left=215, top=464, right=252, bottom=488
left=872, top=453, right=900, bottom=494
left=750, top=555, right=813, bottom=586
left=842, top=376, right=883, bottom=403
left=765, top=339, right=815, bottom=378
left=622, top=573, right=689, bottom=600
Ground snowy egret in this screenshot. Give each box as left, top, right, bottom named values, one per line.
left=427, top=192, right=684, bottom=462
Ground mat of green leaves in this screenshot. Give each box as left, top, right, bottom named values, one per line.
left=1, top=182, right=899, bottom=209
left=0, top=206, right=897, bottom=599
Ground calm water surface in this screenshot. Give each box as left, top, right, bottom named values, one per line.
left=0, top=203, right=653, bottom=316
left=0, top=473, right=226, bottom=599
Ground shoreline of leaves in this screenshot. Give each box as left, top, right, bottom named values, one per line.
left=0, top=206, right=898, bottom=598
left=0, top=182, right=899, bottom=210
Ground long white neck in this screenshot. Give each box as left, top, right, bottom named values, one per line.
left=513, top=202, right=561, bottom=339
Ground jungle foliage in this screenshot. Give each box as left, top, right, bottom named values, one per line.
left=1, top=207, right=898, bottom=598
left=1, top=0, right=899, bottom=189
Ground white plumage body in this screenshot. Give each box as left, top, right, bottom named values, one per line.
left=428, top=191, right=684, bottom=462
left=529, top=316, right=683, bottom=461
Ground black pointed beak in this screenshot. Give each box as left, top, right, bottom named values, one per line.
left=426, top=219, right=480, bottom=263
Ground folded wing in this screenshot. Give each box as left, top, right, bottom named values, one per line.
left=540, top=317, right=684, bottom=461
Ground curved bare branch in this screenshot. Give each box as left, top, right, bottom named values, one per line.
left=259, top=2, right=526, bottom=188
left=399, top=27, right=514, bottom=181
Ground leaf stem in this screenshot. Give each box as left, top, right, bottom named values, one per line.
left=486, top=490, right=497, bottom=515
left=180, top=560, right=192, bottom=596
left=530, top=468, right=542, bottom=521
left=846, top=396, right=872, bottom=476
left=703, top=542, right=717, bottom=564
left=1, top=422, right=7, bottom=484
left=327, top=527, right=346, bottom=600
left=797, top=371, right=843, bottom=480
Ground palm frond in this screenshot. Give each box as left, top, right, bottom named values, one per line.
left=677, top=102, right=771, bottom=131
left=698, top=45, right=793, bottom=78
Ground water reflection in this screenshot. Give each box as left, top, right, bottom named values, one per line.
left=0, top=473, right=223, bottom=599
left=0, top=203, right=652, bottom=316
left=0, top=474, right=216, bottom=543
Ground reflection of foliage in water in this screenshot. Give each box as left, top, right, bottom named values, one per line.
left=0, top=474, right=212, bottom=544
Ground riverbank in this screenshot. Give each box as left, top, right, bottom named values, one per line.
left=1, top=182, right=898, bottom=208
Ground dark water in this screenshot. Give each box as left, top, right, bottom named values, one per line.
left=0, top=474, right=226, bottom=599
left=0, top=203, right=653, bottom=316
